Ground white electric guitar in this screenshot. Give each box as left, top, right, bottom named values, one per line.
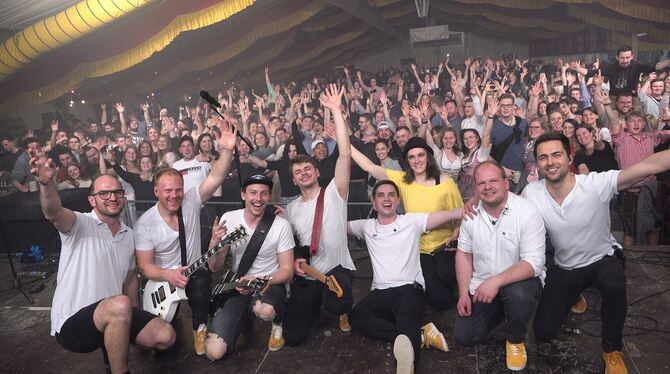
left=142, top=225, right=248, bottom=322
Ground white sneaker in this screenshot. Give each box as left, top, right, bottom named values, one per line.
left=393, top=334, right=414, bottom=374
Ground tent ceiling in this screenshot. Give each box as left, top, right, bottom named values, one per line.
left=1, top=0, right=668, bottom=112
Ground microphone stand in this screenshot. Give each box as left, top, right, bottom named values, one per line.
left=207, top=105, right=250, bottom=205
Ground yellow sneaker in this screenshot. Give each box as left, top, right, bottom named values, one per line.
left=506, top=341, right=527, bottom=371
left=193, top=326, right=207, bottom=356
left=393, top=334, right=414, bottom=374
left=571, top=293, right=587, bottom=314
left=339, top=314, right=352, bottom=333
left=268, top=323, right=285, bottom=352
left=604, top=351, right=628, bottom=374
left=421, top=322, right=449, bottom=352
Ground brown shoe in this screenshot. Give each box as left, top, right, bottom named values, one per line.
left=603, top=351, right=628, bottom=374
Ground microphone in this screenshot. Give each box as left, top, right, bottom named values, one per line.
left=200, top=90, right=221, bottom=108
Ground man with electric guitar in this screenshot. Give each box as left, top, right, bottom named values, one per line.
left=134, top=120, right=237, bottom=356
left=280, top=84, right=356, bottom=346
left=32, top=154, right=175, bottom=374
left=205, top=174, right=294, bottom=360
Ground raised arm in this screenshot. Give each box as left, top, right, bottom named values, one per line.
left=350, top=145, right=387, bottom=180
left=198, top=120, right=236, bottom=202
left=32, top=156, right=76, bottom=233
left=426, top=208, right=463, bottom=231
left=100, top=103, right=107, bottom=125
left=320, top=84, right=351, bottom=198
left=116, top=103, right=127, bottom=134
left=482, top=97, right=498, bottom=150
left=356, top=71, right=372, bottom=92
left=343, top=66, right=354, bottom=92
left=618, top=148, right=670, bottom=191
left=378, top=90, right=391, bottom=120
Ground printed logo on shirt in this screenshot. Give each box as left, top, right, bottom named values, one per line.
left=179, top=166, right=202, bottom=175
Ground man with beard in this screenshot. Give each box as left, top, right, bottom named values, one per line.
left=205, top=175, right=294, bottom=359
left=32, top=157, right=175, bottom=374
left=572, top=46, right=670, bottom=96
left=281, top=84, right=356, bottom=345
left=522, top=133, right=670, bottom=374
left=134, top=121, right=237, bottom=356
left=11, top=136, right=41, bottom=192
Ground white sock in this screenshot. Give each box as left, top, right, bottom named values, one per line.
left=197, top=323, right=207, bottom=332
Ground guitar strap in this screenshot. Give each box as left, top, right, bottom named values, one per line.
left=235, top=209, right=276, bottom=277
left=309, top=187, right=326, bottom=256
left=177, top=207, right=187, bottom=267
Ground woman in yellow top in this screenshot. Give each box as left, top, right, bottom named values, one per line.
left=351, top=136, right=463, bottom=311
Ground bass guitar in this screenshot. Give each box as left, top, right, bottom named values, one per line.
left=143, top=225, right=248, bottom=322
left=300, top=262, right=343, bottom=298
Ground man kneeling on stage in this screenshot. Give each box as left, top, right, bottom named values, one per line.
left=455, top=161, right=545, bottom=371
left=205, top=175, right=294, bottom=360
left=347, top=180, right=459, bottom=374
left=33, top=156, right=175, bottom=374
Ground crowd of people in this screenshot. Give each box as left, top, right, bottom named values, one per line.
left=3, top=45, right=670, bottom=374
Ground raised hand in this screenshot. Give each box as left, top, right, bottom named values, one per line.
left=30, top=156, right=56, bottom=185
left=487, top=97, right=500, bottom=117
left=343, top=66, right=349, bottom=75
left=50, top=120, right=59, bottom=133
left=319, top=83, right=345, bottom=111
left=216, top=118, right=238, bottom=152
left=115, top=102, right=124, bottom=113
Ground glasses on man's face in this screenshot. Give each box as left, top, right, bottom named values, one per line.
left=500, top=104, right=514, bottom=109
left=90, top=189, right=125, bottom=200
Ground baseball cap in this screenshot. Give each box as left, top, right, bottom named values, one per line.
left=311, top=139, right=326, bottom=150
left=243, top=174, right=273, bottom=189
left=377, top=121, right=395, bottom=133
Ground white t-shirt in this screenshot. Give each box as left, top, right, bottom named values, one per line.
left=286, top=179, right=355, bottom=275
left=458, top=193, right=546, bottom=295
left=135, top=188, right=203, bottom=268
left=219, top=209, right=294, bottom=278
left=349, top=214, right=427, bottom=290
left=522, top=170, right=620, bottom=270
left=173, top=158, right=211, bottom=192
left=51, top=211, right=134, bottom=335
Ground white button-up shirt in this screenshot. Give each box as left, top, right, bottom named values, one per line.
left=458, top=192, right=546, bottom=295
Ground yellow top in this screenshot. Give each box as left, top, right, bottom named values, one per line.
left=386, top=169, right=463, bottom=254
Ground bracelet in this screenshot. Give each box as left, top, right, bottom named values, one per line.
left=487, top=115, right=495, bottom=119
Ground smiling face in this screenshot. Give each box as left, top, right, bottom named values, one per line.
left=528, top=120, right=545, bottom=140
left=582, top=109, right=598, bottom=126
left=396, top=128, right=411, bottom=149
left=562, top=121, right=575, bottom=139
left=535, top=140, right=571, bottom=183
left=241, top=184, right=271, bottom=218
left=549, top=112, right=564, bottom=133
left=616, top=95, right=633, bottom=114
left=462, top=130, right=480, bottom=151
left=406, top=147, right=428, bottom=175
left=124, top=147, right=137, bottom=163
left=474, top=163, right=508, bottom=207
left=291, top=161, right=320, bottom=190
left=88, top=175, right=124, bottom=218
left=375, top=142, right=389, bottom=161
left=67, top=164, right=81, bottom=180
left=372, top=183, right=400, bottom=219
left=140, top=156, right=153, bottom=172
left=616, top=50, right=633, bottom=68
left=442, top=131, right=456, bottom=150
left=154, top=173, right=184, bottom=214
left=576, top=127, right=594, bottom=148
left=313, top=143, right=328, bottom=161
left=199, top=135, right=213, bottom=153
left=179, top=139, right=194, bottom=159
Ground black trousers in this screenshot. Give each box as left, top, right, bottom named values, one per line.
left=349, top=284, right=425, bottom=361
left=534, top=253, right=627, bottom=352
left=455, top=277, right=542, bottom=345
left=420, top=250, right=457, bottom=311
left=284, top=266, right=354, bottom=346
left=185, top=268, right=211, bottom=330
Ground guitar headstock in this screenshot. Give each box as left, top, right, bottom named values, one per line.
left=324, top=275, right=343, bottom=298
left=222, top=225, right=248, bottom=247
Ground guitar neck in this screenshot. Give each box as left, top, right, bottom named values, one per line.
left=212, top=279, right=258, bottom=295
left=300, top=263, right=326, bottom=283
left=183, top=241, right=226, bottom=278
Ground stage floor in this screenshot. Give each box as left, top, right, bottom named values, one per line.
left=1, top=241, right=669, bottom=374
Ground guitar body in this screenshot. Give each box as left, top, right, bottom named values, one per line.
left=143, top=273, right=188, bottom=322
left=141, top=225, right=249, bottom=322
